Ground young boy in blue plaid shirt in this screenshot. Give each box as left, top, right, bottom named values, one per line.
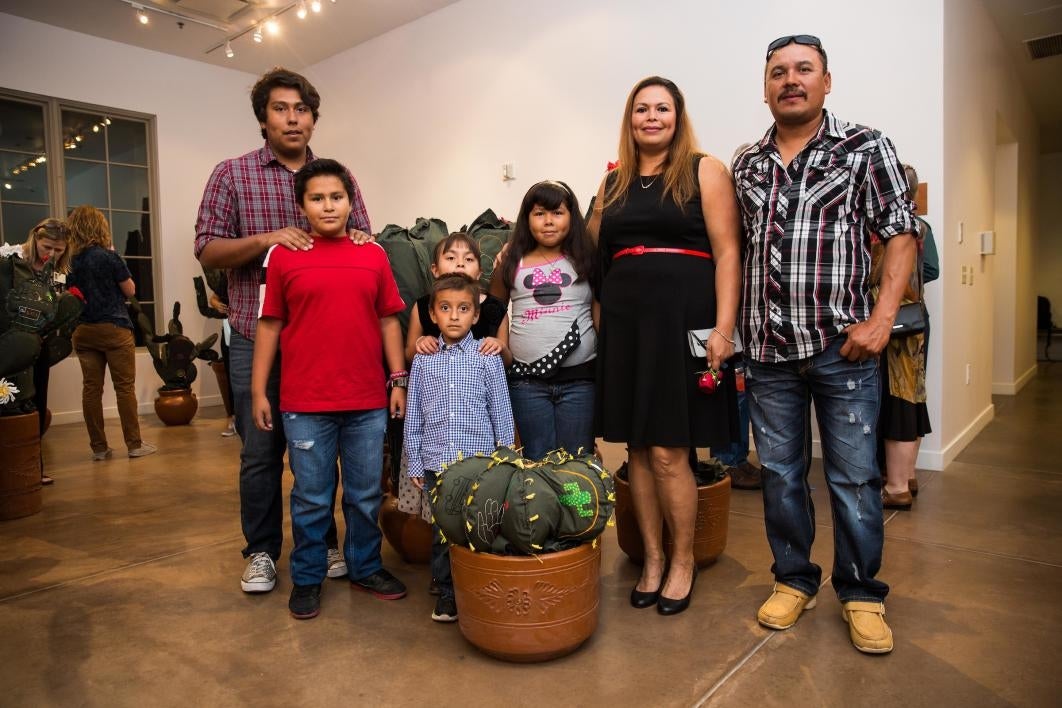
left=404, top=274, right=515, bottom=622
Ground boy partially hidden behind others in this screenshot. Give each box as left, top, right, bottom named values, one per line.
left=404, top=274, right=515, bottom=622
left=252, top=158, right=409, bottom=620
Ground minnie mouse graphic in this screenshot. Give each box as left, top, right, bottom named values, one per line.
left=523, top=266, right=572, bottom=306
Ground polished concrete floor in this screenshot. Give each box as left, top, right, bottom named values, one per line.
left=2, top=365, right=1060, bottom=707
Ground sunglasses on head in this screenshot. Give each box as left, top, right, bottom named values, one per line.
left=766, top=34, right=824, bottom=61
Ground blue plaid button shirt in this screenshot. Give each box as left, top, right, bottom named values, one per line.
left=404, top=332, right=515, bottom=478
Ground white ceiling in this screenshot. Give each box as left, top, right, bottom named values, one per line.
left=980, top=0, right=1062, bottom=151
left=2, top=0, right=1060, bottom=149
left=0, top=0, right=461, bottom=75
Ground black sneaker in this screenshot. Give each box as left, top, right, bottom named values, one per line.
left=289, top=583, right=322, bottom=619
left=351, top=568, right=407, bottom=600
left=431, top=595, right=458, bottom=623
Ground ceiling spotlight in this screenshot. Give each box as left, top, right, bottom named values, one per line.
left=36, top=156, right=46, bottom=163
left=92, top=124, right=100, bottom=132
left=137, top=8, right=149, bottom=25
left=265, top=18, right=279, bottom=35
left=311, top=0, right=321, bottom=13
left=225, top=41, right=234, bottom=58
left=297, top=1, right=307, bottom=19
left=103, top=118, right=111, bottom=125
left=253, top=26, right=263, bottom=43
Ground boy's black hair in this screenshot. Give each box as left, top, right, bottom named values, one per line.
left=430, top=274, right=481, bottom=313
left=294, top=158, right=355, bottom=205
left=433, top=232, right=482, bottom=264
left=251, top=67, right=321, bottom=140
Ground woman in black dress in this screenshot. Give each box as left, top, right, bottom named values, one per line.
left=588, top=76, right=741, bottom=615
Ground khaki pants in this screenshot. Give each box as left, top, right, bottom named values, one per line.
left=72, top=323, right=142, bottom=453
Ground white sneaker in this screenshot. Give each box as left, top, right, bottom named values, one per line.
left=221, top=420, right=236, bottom=438
left=92, top=448, right=114, bottom=462
left=326, top=547, right=347, bottom=578
left=241, top=552, right=277, bottom=593
left=128, top=442, right=157, bottom=458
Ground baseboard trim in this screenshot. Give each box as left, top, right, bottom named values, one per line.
left=939, top=402, right=995, bottom=468
left=991, top=363, right=1038, bottom=396
left=48, top=395, right=224, bottom=427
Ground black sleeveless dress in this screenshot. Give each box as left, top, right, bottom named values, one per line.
left=595, top=156, right=737, bottom=448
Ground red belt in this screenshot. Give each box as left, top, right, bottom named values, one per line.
left=613, top=246, right=713, bottom=260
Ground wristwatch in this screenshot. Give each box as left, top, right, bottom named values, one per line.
left=388, top=376, right=408, bottom=390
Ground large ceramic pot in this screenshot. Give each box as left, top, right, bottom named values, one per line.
left=614, top=469, right=731, bottom=567
left=0, top=412, right=42, bottom=520
left=154, top=388, right=198, bottom=426
left=378, top=492, right=432, bottom=564
left=450, top=542, right=601, bottom=663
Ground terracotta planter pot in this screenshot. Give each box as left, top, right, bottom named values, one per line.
left=614, top=472, right=731, bottom=567
left=154, top=388, right=198, bottom=426
left=450, top=542, right=601, bottom=663
left=0, top=412, right=42, bottom=520
left=378, top=492, right=432, bottom=564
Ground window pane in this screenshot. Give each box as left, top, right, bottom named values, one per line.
left=126, top=258, right=153, bottom=302
left=108, top=118, right=147, bottom=166
left=129, top=302, right=154, bottom=347
left=0, top=98, right=46, bottom=153
left=109, top=165, right=148, bottom=211
left=2, top=202, right=49, bottom=246
left=65, top=158, right=108, bottom=208
left=1, top=150, right=49, bottom=204
left=61, top=110, right=107, bottom=161
left=111, top=211, right=151, bottom=258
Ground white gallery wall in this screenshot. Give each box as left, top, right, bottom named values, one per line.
left=0, top=13, right=256, bottom=423
left=941, top=0, right=1040, bottom=461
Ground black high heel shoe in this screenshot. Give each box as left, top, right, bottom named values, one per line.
left=657, top=567, right=698, bottom=616
left=630, top=582, right=663, bottom=609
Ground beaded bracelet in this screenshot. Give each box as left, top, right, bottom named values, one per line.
left=389, top=370, right=409, bottom=380
left=712, top=328, right=735, bottom=345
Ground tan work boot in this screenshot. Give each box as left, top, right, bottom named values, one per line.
left=842, top=601, right=893, bottom=654
left=757, top=582, right=817, bottom=630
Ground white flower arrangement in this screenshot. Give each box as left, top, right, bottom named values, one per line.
left=0, top=243, right=23, bottom=258
left=0, top=378, right=20, bottom=405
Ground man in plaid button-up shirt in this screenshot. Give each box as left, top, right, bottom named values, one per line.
left=733, top=36, right=915, bottom=655
left=194, top=68, right=372, bottom=594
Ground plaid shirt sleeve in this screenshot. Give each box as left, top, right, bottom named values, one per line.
left=404, top=359, right=426, bottom=479
left=864, top=135, right=917, bottom=240
left=347, top=168, right=371, bottom=235
left=484, top=355, right=515, bottom=447
left=194, top=161, right=237, bottom=259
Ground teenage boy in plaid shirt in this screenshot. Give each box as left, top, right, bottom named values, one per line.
left=404, top=275, right=515, bottom=623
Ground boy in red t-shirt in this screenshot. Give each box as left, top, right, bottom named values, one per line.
left=251, top=158, right=408, bottom=620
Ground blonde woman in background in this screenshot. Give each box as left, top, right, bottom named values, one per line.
left=15, top=218, right=74, bottom=483
left=67, top=205, right=156, bottom=461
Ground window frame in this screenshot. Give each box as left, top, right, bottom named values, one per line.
left=1, top=86, right=162, bottom=343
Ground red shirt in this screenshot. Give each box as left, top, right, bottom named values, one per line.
left=260, top=238, right=404, bottom=412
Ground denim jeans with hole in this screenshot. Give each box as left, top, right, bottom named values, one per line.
left=284, top=408, right=387, bottom=586
left=508, top=378, right=595, bottom=460
left=229, top=331, right=337, bottom=561
left=745, top=337, right=889, bottom=603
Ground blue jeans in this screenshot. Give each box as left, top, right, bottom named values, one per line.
left=746, top=338, right=889, bottom=603
left=229, top=331, right=338, bottom=560
left=425, top=469, right=454, bottom=600
left=509, top=378, right=595, bottom=460
left=284, top=408, right=388, bottom=586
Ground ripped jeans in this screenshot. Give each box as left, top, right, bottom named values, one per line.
left=746, top=337, right=888, bottom=603
left=283, top=408, right=387, bottom=586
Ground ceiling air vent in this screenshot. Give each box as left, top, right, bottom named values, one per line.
left=1025, top=33, right=1062, bottom=60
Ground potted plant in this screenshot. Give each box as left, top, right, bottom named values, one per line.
left=613, top=456, right=732, bottom=567
left=131, top=300, right=218, bottom=425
